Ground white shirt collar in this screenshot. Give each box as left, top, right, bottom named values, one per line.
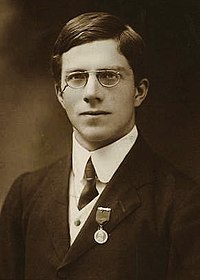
left=72, top=125, right=138, bottom=184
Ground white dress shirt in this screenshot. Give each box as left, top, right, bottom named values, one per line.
left=68, top=125, right=138, bottom=244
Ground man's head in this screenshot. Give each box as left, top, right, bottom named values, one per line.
left=52, top=12, right=149, bottom=151
left=52, top=12, right=146, bottom=89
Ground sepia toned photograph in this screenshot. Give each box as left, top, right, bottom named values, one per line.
left=0, top=0, right=200, bottom=279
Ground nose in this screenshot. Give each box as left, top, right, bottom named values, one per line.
left=83, top=73, right=103, bottom=103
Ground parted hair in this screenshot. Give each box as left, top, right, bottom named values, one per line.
left=51, top=12, right=146, bottom=88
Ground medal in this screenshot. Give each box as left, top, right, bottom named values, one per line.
left=94, top=207, right=111, bottom=244
left=94, top=226, right=108, bottom=244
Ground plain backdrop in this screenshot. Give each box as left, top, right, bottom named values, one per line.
left=0, top=0, right=200, bottom=208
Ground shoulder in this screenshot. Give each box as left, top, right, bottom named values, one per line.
left=1, top=155, right=71, bottom=213
left=132, top=136, right=200, bottom=228
left=139, top=135, right=196, bottom=181
left=129, top=134, right=199, bottom=198
left=20, top=155, right=70, bottom=187
left=143, top=137, right=200, bottom=212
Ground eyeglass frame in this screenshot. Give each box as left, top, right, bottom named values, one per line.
left=60, top=69, right=122, bottom=94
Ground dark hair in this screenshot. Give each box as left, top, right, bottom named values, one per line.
left=51, top=12, right=146, bottom=88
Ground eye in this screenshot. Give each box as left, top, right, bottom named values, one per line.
left=99, top=71, right=118, bottom=80
left=67, top=72, right=86, bottom=81
left=98, top=70, right=120, bottom=87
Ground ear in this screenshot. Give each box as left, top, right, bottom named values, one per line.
left=134, top=78, right=149, bottom=107
left=55, top=84, right=66, bottom=110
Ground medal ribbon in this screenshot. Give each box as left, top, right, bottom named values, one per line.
left=96, top=207, right=111, bottom=225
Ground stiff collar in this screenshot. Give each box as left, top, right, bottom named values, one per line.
left=72, top=126, right=138, bottom=184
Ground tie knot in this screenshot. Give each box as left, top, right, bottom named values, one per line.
left=85, top=157, right=96, bottom=180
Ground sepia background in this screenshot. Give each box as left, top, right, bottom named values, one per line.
left=0, top=0, right=200, bottom=208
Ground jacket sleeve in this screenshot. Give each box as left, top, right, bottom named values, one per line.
left=167, top=181, right=200, bottom=279
left=0, top=174, right=27, bottom=280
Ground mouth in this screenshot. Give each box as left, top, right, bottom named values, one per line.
left=80, top=111, right=111, bottom=116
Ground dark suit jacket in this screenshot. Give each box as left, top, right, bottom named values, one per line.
left=0, top=136, right=200, bottom=280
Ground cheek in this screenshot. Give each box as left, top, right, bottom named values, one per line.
left=115, top=92, right=135, bottom=118
left=111, top=91, right=134, bottom=109
left=62, top=94, right=78, bottom=111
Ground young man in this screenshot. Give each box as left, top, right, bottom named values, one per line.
left=0, top=12, right=200, bottom=280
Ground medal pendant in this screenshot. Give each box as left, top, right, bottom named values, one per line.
left=94, top=207, right=111, bottom=244
left=94, top=227, right=108, bottom=244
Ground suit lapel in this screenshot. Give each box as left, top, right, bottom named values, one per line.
left=44, top=155, right=72, bottom=261
left=60, top=136, right=156, bottom=266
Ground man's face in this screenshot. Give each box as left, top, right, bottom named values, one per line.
left=57, top=39, right=148, bottom=150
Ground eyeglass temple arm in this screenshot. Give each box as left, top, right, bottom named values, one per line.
left=60, top=84, right=68, bottom=95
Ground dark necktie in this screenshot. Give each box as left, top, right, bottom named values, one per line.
left=78, top=157, right=98, bottom=210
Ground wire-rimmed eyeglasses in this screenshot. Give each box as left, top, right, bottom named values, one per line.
left=60, top=69, right=121, bottom=93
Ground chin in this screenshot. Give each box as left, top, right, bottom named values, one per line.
left=78, top=127, right=108, bottom=140
left=84, top=133, right=110, bottom=143
left=75, top=130, right=112, bottom=149
left=75, top=126, right=127, bottom=149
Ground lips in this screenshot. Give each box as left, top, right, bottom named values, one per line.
left=80, top=111, right=111, bottom=116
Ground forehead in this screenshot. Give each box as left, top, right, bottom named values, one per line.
left=61, top=39, right=130, bottom=72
